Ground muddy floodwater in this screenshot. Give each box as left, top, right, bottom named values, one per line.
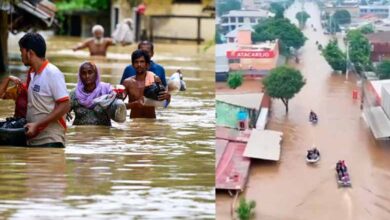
left=217, top=2, right=390, bottom=220
left=0, top=35, right=215, bottom=219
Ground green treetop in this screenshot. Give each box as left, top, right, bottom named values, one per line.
left=263, top=66, right=306, bottom=113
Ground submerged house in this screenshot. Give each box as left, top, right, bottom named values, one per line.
left=216, top=93, right=264, bottom=129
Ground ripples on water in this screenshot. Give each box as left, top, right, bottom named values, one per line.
left=0, top=36, right=215, bottom=219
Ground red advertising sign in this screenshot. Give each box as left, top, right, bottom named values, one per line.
left=226, top=50, right=275, bottom=59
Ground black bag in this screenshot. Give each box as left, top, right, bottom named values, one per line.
left=144, top=82, right=166, bottom=101
left=0, top=117, right=27, bottom=146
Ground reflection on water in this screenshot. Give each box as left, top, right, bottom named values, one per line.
left=1, top=36, right=215, bottom=218
left=217, top=2, right=390, bottom=220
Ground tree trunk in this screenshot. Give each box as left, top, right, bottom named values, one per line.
left=0, top=10, right=8, bottom=75
left=282, top=98, right=289, bottom=113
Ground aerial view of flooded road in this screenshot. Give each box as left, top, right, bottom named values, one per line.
left=217, top=1, right=390, bottom=220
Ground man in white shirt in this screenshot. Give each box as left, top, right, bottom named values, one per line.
left=18, top=33, right=70, bottom=147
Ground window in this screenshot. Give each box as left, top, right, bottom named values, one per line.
left=222, top=17, right=228, bottom=23
left=231, top=17, right=236, bottom=22
left=228, top=59, right=240, bottom=63
left=238, top=17, right=244, bottom=23
left=230, top=25, right=236, bottom=30
left=229, top=38, right=235, bottom=43
left=250, top=18, right=256, bottom=23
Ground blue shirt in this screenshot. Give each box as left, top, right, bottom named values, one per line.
left=120, top=61, right=167, bottom=86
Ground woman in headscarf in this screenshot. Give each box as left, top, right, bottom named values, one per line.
left=69, top=61, right=113, bottom=126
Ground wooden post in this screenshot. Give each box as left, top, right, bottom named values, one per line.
left=0, top=10, right=8, bottom=75
left=197, top=17, right=201, bottom=45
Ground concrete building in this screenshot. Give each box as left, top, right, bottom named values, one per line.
left=109, top=0, right=214, bottom=43
left=360, top=4, right=390, bottom=18
left=366, top=31, right=390, bottom=62
left=324, top=4, right=360, bottom=18
left=225, top=29, right=280, bottom=74
left=225, top=24, right=254, bottom=43
left=216, top=28, right=280, bottom=78
left=220, top=9, right=271, bottom=34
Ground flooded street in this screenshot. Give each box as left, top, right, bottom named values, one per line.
left=217, top=1, right=390, bottom=220
left=0, top=36, right=215, bottom=219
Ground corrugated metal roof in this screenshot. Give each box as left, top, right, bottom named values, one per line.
left=216, top=93, right=264, bottom=110
left=216, top=140, right=251, bottom=191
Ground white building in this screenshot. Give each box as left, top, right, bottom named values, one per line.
left=220, top=9, right=272, bottom=34
left=360, top=5, right=390, bottom=18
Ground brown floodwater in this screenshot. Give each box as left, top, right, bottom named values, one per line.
left=217, top=2, right=390, bottom=220
left=0, top=35, right=215, bottom=219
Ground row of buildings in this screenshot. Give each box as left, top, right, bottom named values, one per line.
left=323, top=1, right=390, bottom=139
left=324, top=0, right=390, bottom=18
left=215, top=0, right=284, bottom=192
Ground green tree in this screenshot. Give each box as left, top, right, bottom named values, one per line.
left=217, top=0, right=241, bottom=16
left=227, top=71, right=244, bottom=89
left=376, top=60, right=390, bottom=79
left=295, top=11, right=310, bottom=28
left=270, top=2, right=285, bottom=18
left=347, top=30, right=371, bottom=71
left=332, top=10, right=351, bottom=25
left=263, top=66, right=306, bottom=113
left=359, top=24, right=374, bottom=34
left=252, top=18, right=307, bottom=56
left=56, top=0, right=110, bottom=11
left=322, top=40, right=346, bottom=73
left=236, top=198, right=256, bottom=220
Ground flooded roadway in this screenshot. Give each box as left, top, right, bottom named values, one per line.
left=217, top=1, right=390, bottom=220
left=0, top=36, right=215, bottom=219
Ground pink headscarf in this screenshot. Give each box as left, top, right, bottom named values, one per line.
left=75, top=61, right=112, bottom=109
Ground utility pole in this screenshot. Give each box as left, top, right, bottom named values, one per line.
left=346, top=40, right=349, bottom=80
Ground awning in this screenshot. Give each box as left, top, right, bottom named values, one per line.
left=243, top=130, right=283, bottom=161
left=364, top=106, right=390, bottom=139
left=216, top=93, right=263, bottom=110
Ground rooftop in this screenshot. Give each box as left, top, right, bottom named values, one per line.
left=367, top=31, right=390, bottom=43
left=225, top=24, right=254, bottom=38
left=221, top=9, right=270, bottom=18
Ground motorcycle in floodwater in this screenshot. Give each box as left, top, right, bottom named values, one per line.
left=306, top=147, right=320, bottom=163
